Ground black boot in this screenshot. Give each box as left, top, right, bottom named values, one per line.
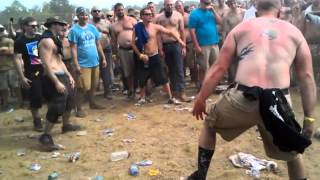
left=188, top=147, right=214, bottom=180
left=33, top=118, right=43, bottom=132
left=39, top=134, right=62, bottom=151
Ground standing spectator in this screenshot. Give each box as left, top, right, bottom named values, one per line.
left=0, top=25, right=21, bottom=110
left=14, top=17, right=43, bottom=131
left=157, top=0, right=190, bottom=102
left=90, top=6, right=114, bottom=100
left=68, top=7, right=107, bottom=118
left=110, top=3, right=137, bottom=100
left=189, top=0, right=222, bottom=90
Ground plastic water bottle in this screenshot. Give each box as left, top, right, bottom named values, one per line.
left=128, top=164, right=139, bottom=176
left=110, top=151, right=129, bottom=161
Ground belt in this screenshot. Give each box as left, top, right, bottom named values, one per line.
left=163, top=41, right=178, bottom=45
left=119, top=46, right=132, bottom=50
left=236, top=84, right=289, bottom=95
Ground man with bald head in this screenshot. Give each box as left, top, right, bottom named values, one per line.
left=157, top=0, right=190, bottom=102
left=188, top=0, right=316, bottom=179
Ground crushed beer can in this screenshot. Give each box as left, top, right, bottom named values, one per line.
left=128, top=164, right=139, bottom=176
left=30, top=163, right=41, bottom=171
left=68, top=152, right=80, bottom=163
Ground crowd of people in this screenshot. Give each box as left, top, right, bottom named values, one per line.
left=0, top=0, right=319, bottom=179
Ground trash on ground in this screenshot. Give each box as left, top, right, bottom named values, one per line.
left=76, top=131, right=87, bottom=136
left=229, top=152, right=278, bottom=178
left=110, top=151, right=129, bottom=161
left=124, top=112, right=136, bottom=121
left=67, top=152, right=80, bottom=163
left=51, top=152, right=61, bottom=158
left=122, top=139, right=135, bottom=143
left=136, top=159, right=153, bottom=166
left=14, top=117, right=24, bottom=123
left=314, top=128, right=320, bottom=139
left=148, top=168, right=160, bottom=176
left=48, top=171, right=59, bottom=180
left=163, top=105, right=172, bottom=109
left=29, top=163, right=41, bottom=171
left=92, top=118, right=104, bottom=122
left=6, top=108, right=14, bottom=113
left=128, top=164, right=139, bottom=176
left=175, top=106, right=192, bottom=112
left=91, top=175, right=104, bottom=180
left=102, top=128, right=113, bottom=136
left=17, top=148, right=26, bottom=156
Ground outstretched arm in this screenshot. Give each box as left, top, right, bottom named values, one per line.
left=158, top=25, right=185, bottom=47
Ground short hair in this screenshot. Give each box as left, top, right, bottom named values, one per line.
left=257, top=0, right=281, bottom=11
left=140, top=7, right=151, bottom=16
left=147, top=2, right=154, bottom=6
left=22, top=17, right=36, bottom=26
left=114, top=3, right=124, bottom=10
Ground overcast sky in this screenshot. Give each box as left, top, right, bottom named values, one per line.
left=0, top=0, right=164, bottom=11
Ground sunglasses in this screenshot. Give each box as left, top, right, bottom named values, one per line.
left=28, top=24, right=38, bottom=28
left=143, top=13, right=153, bottom=16
left=107, top=15, right=113, bottom=18
left=92, top=10, right=101, bottom=13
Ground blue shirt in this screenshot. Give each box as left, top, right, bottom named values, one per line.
left=189, top=8, right=220, bottom=46
left=68, top=24, right=100, bottom=68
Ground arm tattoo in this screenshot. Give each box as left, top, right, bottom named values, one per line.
left=237, top=43, right=254, bottom=61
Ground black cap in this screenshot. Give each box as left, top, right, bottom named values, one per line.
left=44, top=16, right=67, bottom=28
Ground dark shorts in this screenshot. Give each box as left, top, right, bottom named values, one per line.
left=136, top=54, right=168, bottom=88
left=42, top=73, right=74, bottom=123
left=22, top=73, right=43, bottom=109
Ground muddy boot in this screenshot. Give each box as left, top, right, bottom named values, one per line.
left=33, top=118, right=43, bottom=132
left=104, top=89, right=112, bottom=100
left=39, top=134, right=63, bottom=152
left=62, top=124, right=82, bottom=133
left=177, top=91, right=191, bottom=103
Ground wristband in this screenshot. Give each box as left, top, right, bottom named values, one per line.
left=304, top=117, right=316, bottom=123
left=139, top=54, right=145, bottom=60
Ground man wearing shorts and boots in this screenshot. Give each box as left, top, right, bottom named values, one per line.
left=157, top=0, right=191, bottom=102
left=189, top=0, right=317, bottom=179
left=69, top=7, right=107, bottom=118
left=38, top=17, right=81, bottom=151
left=189, top=0, right=222, bottom=90
left=14, top=17, right=44, bottom=131
left=111, top=3, right=137, bottom=100
left=132, top=8, right=185, bottom=105
left=0, top=25, right=21, bottom=110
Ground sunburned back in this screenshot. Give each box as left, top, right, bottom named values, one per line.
left=234, top=18, right=303, bottom=88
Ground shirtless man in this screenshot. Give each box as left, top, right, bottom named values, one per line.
left=157, top=0, right=190, bottom=102
left=111, top=3, right=137, bottom=100
left=38, top=17, right=80, bottom=151
left=90, top=6, right=114, bottom=99
left=175, top=0, right=198, bottom=86
left=222, top=0, right=245, bottom=82
left=132, top=7, right=185, bottom=105
left=189, top=0, right=316, bottom=179
left=147, top=1, right=158, bottom=19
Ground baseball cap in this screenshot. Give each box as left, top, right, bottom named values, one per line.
left=76, top=7, right=87, bottom=15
